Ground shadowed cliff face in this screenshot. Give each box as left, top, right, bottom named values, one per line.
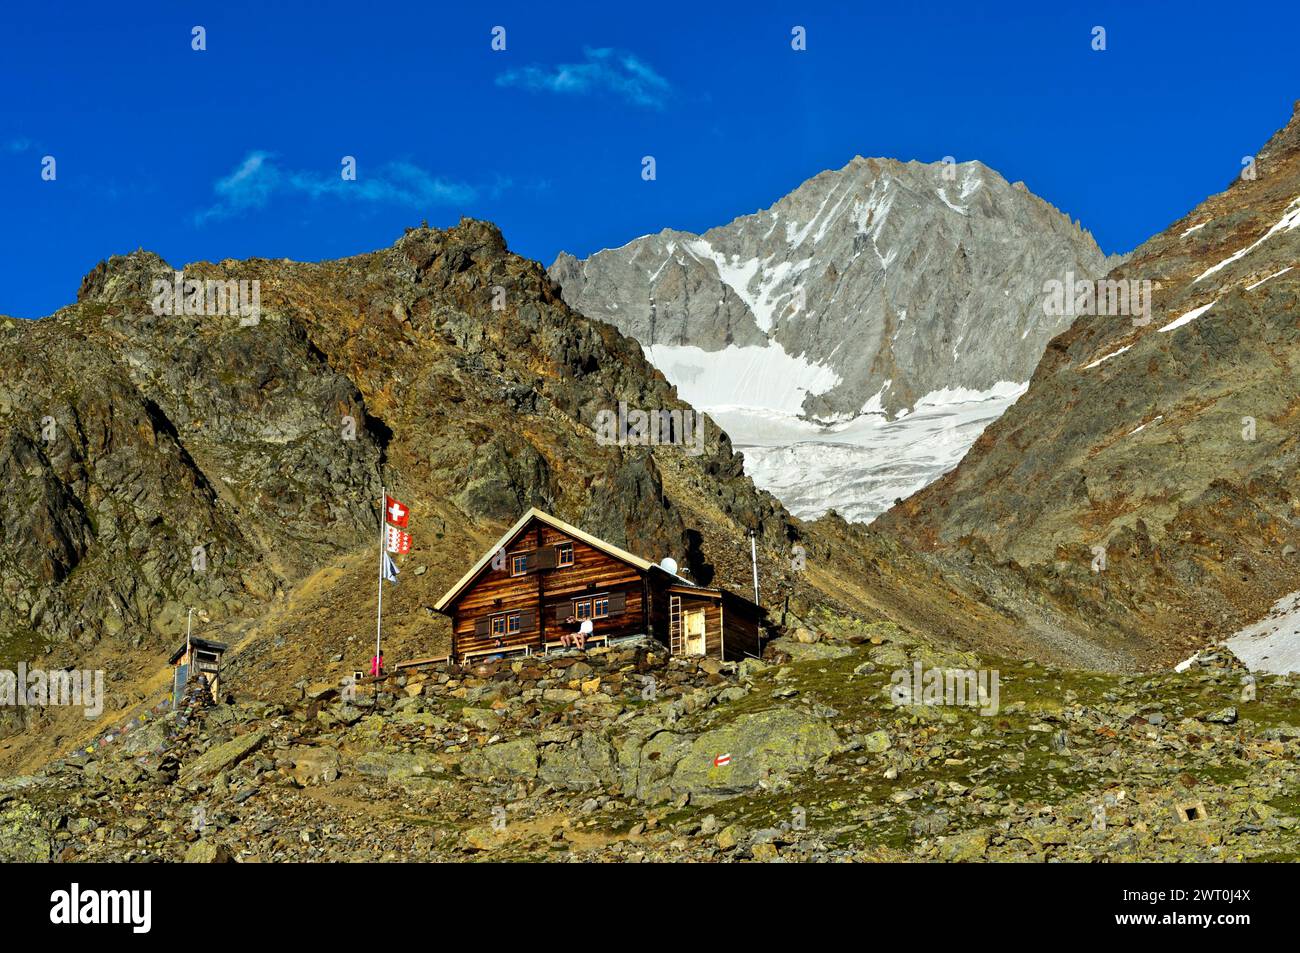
left=0, top=220, right=796, bottom=658
left=880, top=102, right=1300, bottom=658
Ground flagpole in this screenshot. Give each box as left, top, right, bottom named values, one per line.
left=376, top=485, right=385, bottom=675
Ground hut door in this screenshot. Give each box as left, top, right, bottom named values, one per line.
left=684, top=609, right=707, bottom=655
left=173, top=663, right=189, bottom=707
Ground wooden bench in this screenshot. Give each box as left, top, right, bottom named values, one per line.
left=543, top=633, right=609, bottom=654
left=459, top=644, right=532, bottom=664
left=394, top=655, right=450, bottom=672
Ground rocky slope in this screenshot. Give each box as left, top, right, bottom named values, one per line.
left=880, top=101, right=1300, bottom=663
left=550, top=157, right=1116, bottom=521
left=3, top=618, right=1297, bottom=863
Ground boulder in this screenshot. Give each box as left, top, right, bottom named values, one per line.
left=121, top=717, right=173, bottom=756
left=666, top=708, right=841, bottom=801
left=185, top=839, right=236, bottom=863
left=938, top=829, right=989, bottom=862
left=460, top=738, right=539, bottom=781
left=354, top=750, right=442, bottom=781
left=180, top=730, right=265, bottom=785
left=539, top=732, right=617, bottom=790
left=770, top=639, right=853, bottom=661
left=0, top=803, right=52, bottom=862
left=289, top=745, right=340, bottom=785
left=619, top=729, right=693, bottom=803
left=861, top=729, right=892, bottom=754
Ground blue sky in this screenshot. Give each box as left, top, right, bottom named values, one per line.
left=2, top=0, right=1298, bottom=318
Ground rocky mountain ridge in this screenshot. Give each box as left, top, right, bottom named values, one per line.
left=881, top=101, right=1300, bottom=658
left=550, top=155, right=1117, bottom=420
left=549, top=155, right=1120, bottom=523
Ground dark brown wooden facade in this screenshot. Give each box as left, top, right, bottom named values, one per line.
left=434, top=509, right=764, bottom=662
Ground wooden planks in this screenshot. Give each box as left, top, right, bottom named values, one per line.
left=450, top=516, right=650, bottom=659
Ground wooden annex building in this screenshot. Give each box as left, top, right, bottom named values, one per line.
left=434, top=508, right=764, bottom=664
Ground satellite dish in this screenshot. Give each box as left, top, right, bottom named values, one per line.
left=659, top=557, right=678, bottom=575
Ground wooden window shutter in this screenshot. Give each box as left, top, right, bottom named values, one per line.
left=473, top=617, right=489, bottom=637
left=608, top=591, right=627, bottom=616
left=533, top=546, right=557, bottom=570
left=553, top=602, right=571, bottom=622
left=519, top=610, right=536, bottom=633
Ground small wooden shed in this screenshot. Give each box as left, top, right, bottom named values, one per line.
left=170, top=636, right=228, bottom=705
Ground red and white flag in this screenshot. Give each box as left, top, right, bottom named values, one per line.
left=713, top=753, right=732, bottom=768
left=385, top=525, right=412, bottom=554
left=384, top=494, right=409, bottom=528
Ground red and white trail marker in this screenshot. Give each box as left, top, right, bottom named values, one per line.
left=384, top=495, right=409, bottom=528
left=713, top=753, right=732, bottom=768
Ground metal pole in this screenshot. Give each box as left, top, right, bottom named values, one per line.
left=376, top=486, right=385, bottom=674
left=749, top=530, right=760, bottom=605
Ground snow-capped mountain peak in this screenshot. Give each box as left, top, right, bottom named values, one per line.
left=550, top=155, right=1114, bottom=522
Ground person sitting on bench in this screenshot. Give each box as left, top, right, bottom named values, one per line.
left=560, top=615, right=594, bottom=650
left=575, top=616, right=593, bottom=650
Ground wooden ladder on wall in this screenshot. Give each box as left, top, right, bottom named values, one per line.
left=668, top=595, right=683, bottom=655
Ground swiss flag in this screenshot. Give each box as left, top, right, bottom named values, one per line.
left=384, top=495, right=409, bottom=528
left=386, top=525, right=412, bottom=554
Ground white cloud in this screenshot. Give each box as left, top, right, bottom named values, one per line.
left=496, top=47, right=672, bottom=109
left=195, top=152, right=480, bottom=225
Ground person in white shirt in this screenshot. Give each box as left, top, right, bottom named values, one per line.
left=562, top=614, right=595, bottom=650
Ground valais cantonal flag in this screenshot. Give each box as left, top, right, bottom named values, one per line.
left=384, top=495, right=409, bottom=528
left=386, top=525, right=412, bottom=554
